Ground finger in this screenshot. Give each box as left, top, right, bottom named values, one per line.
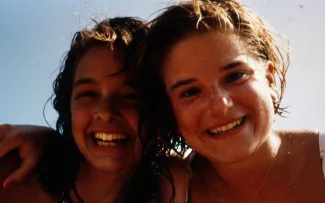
left=0, top=134, right=21, bottom=158
left=3, top=157, right=37, bottom=189
left=0, top=124, right=13, bottom=141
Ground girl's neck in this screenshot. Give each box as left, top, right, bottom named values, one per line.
left=73, top=162, right=135, bottom=203
left=200, top=132, right=281, bottom=196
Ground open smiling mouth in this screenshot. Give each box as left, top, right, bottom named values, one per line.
left=92, top=132, right=130, bottom=147
left=206, top=116, right=246, bottom=136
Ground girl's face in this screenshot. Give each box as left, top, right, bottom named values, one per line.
left=70, top=46, right=143, bottom=172
left=162, top=31, right=275, bottom=164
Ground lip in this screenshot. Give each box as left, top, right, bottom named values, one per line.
left=86, top=128, right=133, bottom=151
left=89, top=131, right=131, bottom=145
left=85, top=131, right=133, bottom=160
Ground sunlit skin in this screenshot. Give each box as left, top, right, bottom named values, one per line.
left=163, top=32, right=276, bottom=164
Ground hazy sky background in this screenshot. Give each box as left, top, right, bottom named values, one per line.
left=0, top=0, right=324, bottom=131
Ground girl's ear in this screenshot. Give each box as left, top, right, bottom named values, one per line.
left=265, top=61, right=278, bottom=102
left=265, top=61, right=275, bottom=86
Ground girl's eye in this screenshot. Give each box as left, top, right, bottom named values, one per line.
left=180, top=87, right=201, bottom=98
left=225, top=72, right=247, bottom=83
left=75, top=91, right=98, bottom=100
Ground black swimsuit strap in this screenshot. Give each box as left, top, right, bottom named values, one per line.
left=61, top=191, right=73, bottom=203
left=60, top=185, right=85, bottom=203
left=72, top=184, right=86, bottom=203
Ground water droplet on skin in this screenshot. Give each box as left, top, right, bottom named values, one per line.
left=287, top=151, right=292, bottom=159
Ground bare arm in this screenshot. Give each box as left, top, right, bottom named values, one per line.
left=0, top=124, right=57, bottom=189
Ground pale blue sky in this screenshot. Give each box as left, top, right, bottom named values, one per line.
left=1, top=0, right=324, bottom=131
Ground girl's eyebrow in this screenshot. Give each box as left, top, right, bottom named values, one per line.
left=222, top=61, right=243, bottom=70
left=170, top=61, right=243, bottom=91
left=73, top=78, right=97, bottom=88
left=171, top=78, right=197, bottom=91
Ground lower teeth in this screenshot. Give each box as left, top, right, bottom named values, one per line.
left=97, top=140, right=118, bottom=147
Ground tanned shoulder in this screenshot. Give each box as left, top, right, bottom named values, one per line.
left=159, top=156, right=189, bottom=203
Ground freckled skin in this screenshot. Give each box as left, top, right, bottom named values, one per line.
left=163, top=32, right=274, bottom=164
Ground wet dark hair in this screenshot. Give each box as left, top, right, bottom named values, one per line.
left=37, top=17, right=161, bottom=202
left=133, top=0, right=289, bottom=155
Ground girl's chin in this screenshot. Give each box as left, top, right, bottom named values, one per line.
left=86, top=157, right=137, bottom=173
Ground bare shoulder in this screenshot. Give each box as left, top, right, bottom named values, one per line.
left=276, top=129, right=319, bottom=149
left=276, top=128, right=319, bottom=136
left=159, top=156, right=189, bottom=203
left=276, top=129, right=323, bottom=172
left=0, top=151, right=56, bottom=202
left=275, top=130, right=325, bottom=196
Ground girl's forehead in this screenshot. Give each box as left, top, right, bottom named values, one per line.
left=164, top=32, right=250, bottom=69
left=75, top=46, right=123, bottom=79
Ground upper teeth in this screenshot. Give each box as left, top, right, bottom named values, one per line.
left=209, top=118, right=243, bottom=134
left=94, top=132, right=127, bottom=141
